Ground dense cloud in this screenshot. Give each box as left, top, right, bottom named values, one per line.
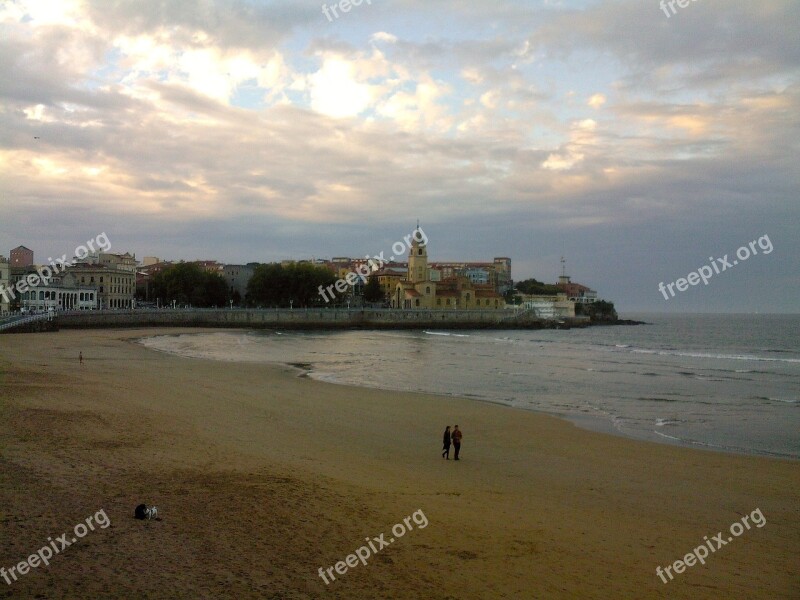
left=0, top=0, right=797, bottom=312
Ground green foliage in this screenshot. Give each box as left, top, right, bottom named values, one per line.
left=575, top=300, right=618, bottom=322
left=246, top=262, right=338, bottom=308
left=151, top=263, right=228, bottom=307
left=515, top=278, right=561, bottom=296
left=363, top=275, right=384, bottom=303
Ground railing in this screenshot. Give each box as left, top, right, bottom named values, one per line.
left=0, top=312, right=55, bottom=332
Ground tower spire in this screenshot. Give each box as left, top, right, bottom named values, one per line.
left=558, top=256, right=570, bottom=285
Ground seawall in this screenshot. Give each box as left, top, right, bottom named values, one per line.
left=47, top=308, right=590, bottom=331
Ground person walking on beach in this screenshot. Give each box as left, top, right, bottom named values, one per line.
left=452, top=425, right=462, bottom=460
left=442, top=426, right=451, bottom=459
left=79, top=352, right=83, bottom=365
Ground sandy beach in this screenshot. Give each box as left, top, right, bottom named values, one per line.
left=0, top=328, right=797, bottom=599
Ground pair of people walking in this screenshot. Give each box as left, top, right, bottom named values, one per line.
left=442, top=425, right=462, bottom=460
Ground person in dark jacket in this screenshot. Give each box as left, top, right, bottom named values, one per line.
left=442, top=426, right=451, bottom=459
left=452, top=425, right=462, bottom=460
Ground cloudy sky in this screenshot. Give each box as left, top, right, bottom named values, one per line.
left=1, top=0, right=798, bottom=313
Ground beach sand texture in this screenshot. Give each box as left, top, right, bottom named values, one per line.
left=1, top=329, right=797, bottom=599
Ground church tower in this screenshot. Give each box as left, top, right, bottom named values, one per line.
left=408, top=224, right=428, bottom=284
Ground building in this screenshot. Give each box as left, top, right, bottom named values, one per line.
left=463, top=267, right=489, bottom=285
left=428, top=257, right=512, bottom=293
left=66, top=263, right=136, bottom=309
left=0, top=256, right=9, bottom=314
left=392, top=228, right=504, bottom=310
left=375, top=266, right=407, bottom=300
left=136, top=261, right=173, bottom=303
left=10, top=246, right=33, bottom=268
left=99, top=252, right=137, bottom=273
left=5, top=266, right=38, bottom=312
left=222, top=264, right=255, bottom=302
left=493, top=257, right=512, bottom=292
left=518, top=293, right=575, bottom=318
left=190, top=260, right=222, bottom=274
left=556, top=274, right=597, bottom=303
left=20, top=281, right=98, bottom=312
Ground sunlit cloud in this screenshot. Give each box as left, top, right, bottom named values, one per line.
left=0, top=0, right=797, bottom=311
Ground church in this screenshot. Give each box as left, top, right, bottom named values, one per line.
left=391, top=229, right=504, bottom=310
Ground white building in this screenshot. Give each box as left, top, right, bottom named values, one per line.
left=519, top=294, right=575, bottom=318
left=21, top=284, right=98, bottom=312
left=463, top=267, right=490, bottom=285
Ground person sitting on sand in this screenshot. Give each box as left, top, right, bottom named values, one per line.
left=452, top=425, right=462, bottom=460
left=442, top=425, right=451, bottom=459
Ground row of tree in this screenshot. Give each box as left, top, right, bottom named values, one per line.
left=149, top=263, right=228, bottom=307
left=247, top=262, right=337, bottom=307
left=147, top=262, right=384, bottom=308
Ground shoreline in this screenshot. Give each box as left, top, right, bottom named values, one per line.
left=137, top=329, right=797, bottom=461
left=1, top=328, right=797, bottom=598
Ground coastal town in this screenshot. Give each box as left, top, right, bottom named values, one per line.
left=0, top=231, right=600, bottom=320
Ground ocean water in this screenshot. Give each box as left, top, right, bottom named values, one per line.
left=139, top=314, right=800, bottom=459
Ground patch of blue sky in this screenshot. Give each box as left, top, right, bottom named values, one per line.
left=231, top=80, right=268, bottom=109
left=81, top=48, right=128, bottom=90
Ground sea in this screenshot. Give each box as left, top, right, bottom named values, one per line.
left=139, top=313, right=799, bottom=459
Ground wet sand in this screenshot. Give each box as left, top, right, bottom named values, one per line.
left=0, top=328, right=797, bottom=599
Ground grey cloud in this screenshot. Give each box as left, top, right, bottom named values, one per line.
left=84, top=0, right=314, bottom=50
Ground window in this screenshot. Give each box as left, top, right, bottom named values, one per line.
left=415, top=299, right=420, bottom=307
left=437, top=298, right=441, bottom=305
left=426, top=286, right=431, bottom=294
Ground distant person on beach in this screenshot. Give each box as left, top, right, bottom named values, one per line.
left=452, top=425, right=462, bottom=460
left=442, top=426, right=451, bottom=459
left=79, top=352, right=83, bottom=365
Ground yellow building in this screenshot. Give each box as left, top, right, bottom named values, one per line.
left=392, top=229, right=503, bottom=310
left=65, top=263, right=136, bottom=309
left=376, top=267, right=406, bottom=299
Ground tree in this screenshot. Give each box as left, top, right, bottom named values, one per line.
left=515, top=278, right=562, bottom=296
left=151, top=263, right=228, bottom=307
left=363, top=275, right=384, bottom=303
left=247, top=263, right=338, bottom=308
left=575, top=300, right=618, bottom=322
